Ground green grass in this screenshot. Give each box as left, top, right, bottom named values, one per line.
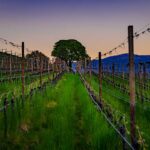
left=85, top=73, right=150, bottom=148
left=0, top=73, right=122, bottom=150
left=103, top=73, right=150, bottom=101
left=0, top=73, right=52, bottom=107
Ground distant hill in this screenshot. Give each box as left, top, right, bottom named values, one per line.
left=104, top=53, right=150, bottom=64
left=91, top=53, right=150, bottom=73
left=92, top=53, right=150, bottom=64
left=72, top=53, right=150, bottom=73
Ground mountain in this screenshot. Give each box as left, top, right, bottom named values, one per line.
left=91, top=53, right=150, bottom=73
left=104, top=53, right=150, bottom=64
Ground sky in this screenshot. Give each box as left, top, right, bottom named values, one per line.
left=0, top=0, right=150, bottom=58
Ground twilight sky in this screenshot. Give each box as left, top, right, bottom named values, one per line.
left=0, top=0, right=150, bottom=58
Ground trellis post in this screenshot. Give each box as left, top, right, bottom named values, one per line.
left=89, top=57, right=92, bottom=87
left=22, top=42, right=25, bottom=98
left=99, top=52, right=102, bottom=101
left=40, top=54, right=42, bottom=87
left=128, top=25, right=136, bottom=148
left=9, top=51, right=12, bottom=81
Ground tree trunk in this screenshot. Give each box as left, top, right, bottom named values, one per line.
left=69, top=60, right=72, bottom=71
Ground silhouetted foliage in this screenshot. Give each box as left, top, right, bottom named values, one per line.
left=52, top=39, right=89, bottom=68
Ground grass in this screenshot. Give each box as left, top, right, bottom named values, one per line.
left=103, top=73, right=150, bottom=101
left=85, top=73, right=150, bottom=148
left=0, top=73, right=52, bottom=107
left=0, top=73, right=122, bottom=150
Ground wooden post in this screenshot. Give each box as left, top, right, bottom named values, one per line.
left=143, top=63, right=146, bottom=88
left=139, top=63, right=143, bottom=102
left=106, top=64, right=109, bottom=76
left=48, top=59, right=50, bottom=80
left=89, top=57, right=92, bottom=86
left=6, top=56, right=7, bottom=76
left=59, top=59, right=61, bottom=73
left=31, top=58, right=34, bottom=74
left=128, top=25, right=136, bottom=148
left=118, top=64, right=120, bottom=76
left=112, top=63, right=115, bottom=84
left=52, top=58, right=55, bottom=80
left=84, top=58, right=87, bottom=75
left=22, top=42, right=25, bottom=98
left=40, top=54, right=42, bottom=87
left=1, top=58, right=3, bottom=76
left=99, top=52, right=102, bottom=100
left=9, top=51, right=12, bottom=81
left=56, top=60, right=58, bottom=75
left=122, top=64, right=124, bottom=79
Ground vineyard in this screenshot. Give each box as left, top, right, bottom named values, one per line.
left=0, top=25, right=150, bottom=150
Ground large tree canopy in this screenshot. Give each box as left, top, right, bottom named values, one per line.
left=51, top=39, right=89, bottom=67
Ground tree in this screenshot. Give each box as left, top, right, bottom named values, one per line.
left=51, top=39, right=89, bottom=68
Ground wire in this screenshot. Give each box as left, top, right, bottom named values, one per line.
left=79, top=72, right=134, bottom=150
left=100, top=24, right=150, bottom=58
left=0, top=37, right=21, bottom=48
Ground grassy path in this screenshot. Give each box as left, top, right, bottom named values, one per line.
left=0, top=73, right=121, bottom=150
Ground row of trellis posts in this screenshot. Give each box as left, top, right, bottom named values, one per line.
left=21, top=42, right=69, bottom=98
left=101, top=26, right=135, bottom=149
left=76, top=26, right=139, bottom=149
left=0, top=42, right=68, bottom=98
left=0, top=44, right=68, bottom=139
